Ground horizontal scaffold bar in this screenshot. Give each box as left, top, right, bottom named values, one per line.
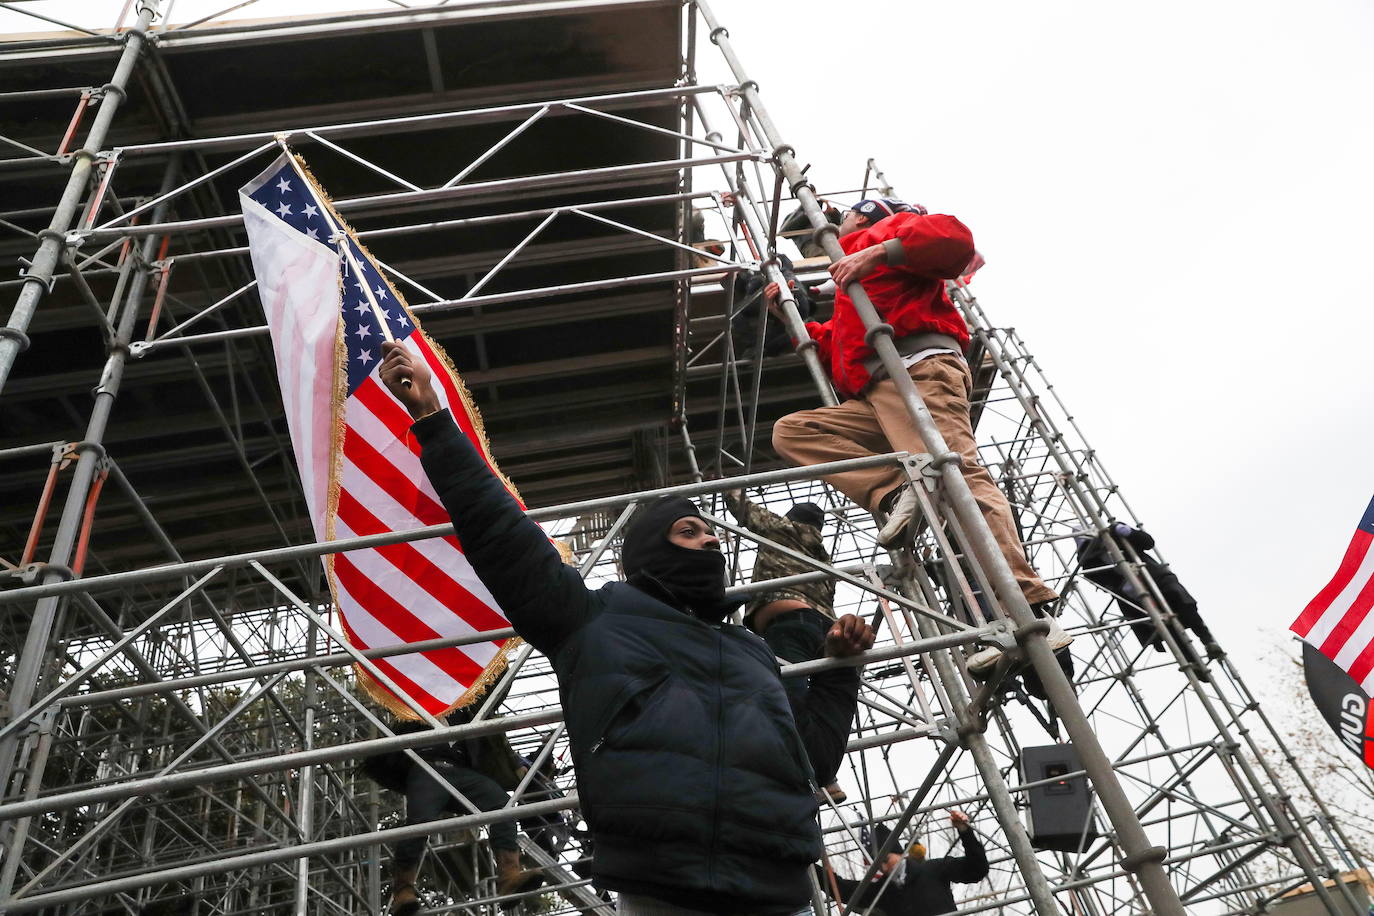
left=56, top=565, right=872, bottom=710
left=0, top=630, right=982, bottom=822
left=0, top=453, right=912, bottom=605
left=131, top=263, right=751, bottom=356
left=105, top=83, right=728, bottom=157
left=83, top=150, right=761, bottom=241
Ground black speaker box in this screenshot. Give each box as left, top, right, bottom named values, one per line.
left=1020, top=743, right=1100, bottom=853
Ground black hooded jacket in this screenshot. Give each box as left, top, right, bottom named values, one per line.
left=414, top=410, right=857, bottom=913
left=824, top=830, right=989, bottom=916
left=1075, top=523, right=1213, bottom=650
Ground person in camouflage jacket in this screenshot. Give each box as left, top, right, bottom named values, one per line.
left=725, top=490, right=854, bottom=802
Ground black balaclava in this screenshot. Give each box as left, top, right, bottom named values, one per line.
left=785, top=502, right=825, bottom=530
left=620, top=496, right=736, bottom=623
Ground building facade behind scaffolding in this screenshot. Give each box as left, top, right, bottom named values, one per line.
left=0, top=2, right=1366, bottom=915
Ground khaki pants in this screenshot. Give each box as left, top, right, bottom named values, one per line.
left=772, top=353, right=1057, bottom=606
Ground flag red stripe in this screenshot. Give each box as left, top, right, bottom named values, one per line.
left=413, top=335, right=471, bottom=437
left=1318, top=573, right=1374, bottom=659
left=411, top=335, right=517, bottom=503
left=337, top=489, right=512, bottom=635
left=354, top=376, right=422, bottom=457
left=334, top=608, right=448, bottom=715
left=335, top=553, right=486, bottom=685
left=1292, top=530, right=1374, bottom=636
left=1342, top=632, right=1374, bottom=686
left=343, top=428, right=450, bottom=527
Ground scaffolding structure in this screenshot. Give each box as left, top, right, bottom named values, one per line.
left=0, top=2, right=1366, bottom=915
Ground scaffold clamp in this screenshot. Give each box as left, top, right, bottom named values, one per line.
left=900, top=453, right=940, bottom=493
left=978, top=619, right=1019, bottom=653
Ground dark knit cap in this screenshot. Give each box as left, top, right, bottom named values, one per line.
left=785, top=502, right=825, bottom=530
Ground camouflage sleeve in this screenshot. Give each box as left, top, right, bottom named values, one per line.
left=724, top=489, right=793, bottom=539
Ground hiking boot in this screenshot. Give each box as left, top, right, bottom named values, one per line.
left=877, top=488, right=919, bottom=547
left=495, top=849, right=544, bottom=898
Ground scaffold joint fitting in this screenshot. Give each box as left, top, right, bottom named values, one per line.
left=899, top=453, right=939, bottom=493
left=793, top=338, right=818, bottom=355
left=0, top=326, right=32, bottom=351
left=979, top=620, right=1019, bottom=653
left=708, top=26, right=729, bottom=44
left=15, top=260, right=55, bottom=293
left=770, top=144, right=795, bottom=162
left=813, top=222, right=839, bottom=242
left=36, top=228, right=69, bottom=248
left=40, top=563, right=76, bottom=583
left=954, top=718, right=986, bottom=743
left=862, top=323, right=895, bottom=348
left=1014, top=618, right=1051, bottom=644
left=1119, top=845, right=1167, bottom=873
left=71, top=440, right=109, bottom=463
left=929, top=450, right=963, bottom=470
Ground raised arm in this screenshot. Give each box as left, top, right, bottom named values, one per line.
left=381, top=342, right=593, bottom=656
left=934, top=814, right=990, bottom=884
left=723, top=489, right=792, bottom=538
left=829, top=212, right=975, bottom=288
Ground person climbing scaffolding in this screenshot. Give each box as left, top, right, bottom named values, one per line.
left=767, top=198, right=1071, bottom=672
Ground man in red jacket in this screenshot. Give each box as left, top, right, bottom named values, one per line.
left=770, top=199, right=1064, bottom=651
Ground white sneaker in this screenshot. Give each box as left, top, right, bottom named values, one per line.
left=967, top=616, right=1072, bottom=677
left=1045, top=615, right=1074, bottom=652
left=876, top=488, right=919, bottom=546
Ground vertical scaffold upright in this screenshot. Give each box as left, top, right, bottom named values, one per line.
left=0, top=2, right=1365, bottom=915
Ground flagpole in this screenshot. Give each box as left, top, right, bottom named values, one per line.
left=276, top=139, right=411, bottom=388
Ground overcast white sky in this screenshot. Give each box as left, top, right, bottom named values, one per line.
left=6, top=0, right=1374, bottom=736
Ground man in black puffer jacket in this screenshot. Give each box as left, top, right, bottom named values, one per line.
left=379, top=341, right=873, bottom=915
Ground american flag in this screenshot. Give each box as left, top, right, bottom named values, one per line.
left=239, top=150, right=518, bottom=717
left=1291, top=494, right=1374, bottom=693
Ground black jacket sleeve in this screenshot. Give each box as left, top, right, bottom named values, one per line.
left=814, top=865, right=864, bottom=906
left=788, top=664, right=860, bottom=786
left=934, top=829, right=990, bottom=884
left=413, top=409, right=593, bottom=656
left=1121, top=524, right=1156, bottom=552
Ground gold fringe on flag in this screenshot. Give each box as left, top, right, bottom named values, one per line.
left=287, top=147, right=551, bottom=720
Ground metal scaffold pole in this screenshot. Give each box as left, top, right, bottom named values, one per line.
left=950, top=285, right=1366, bottom=914
left=0, top=159, right=183, bottom=903
left=0, top=0, right=161, bottom=396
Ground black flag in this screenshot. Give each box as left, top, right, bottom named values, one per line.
left=1302, top=641, right=1374, bottom=770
